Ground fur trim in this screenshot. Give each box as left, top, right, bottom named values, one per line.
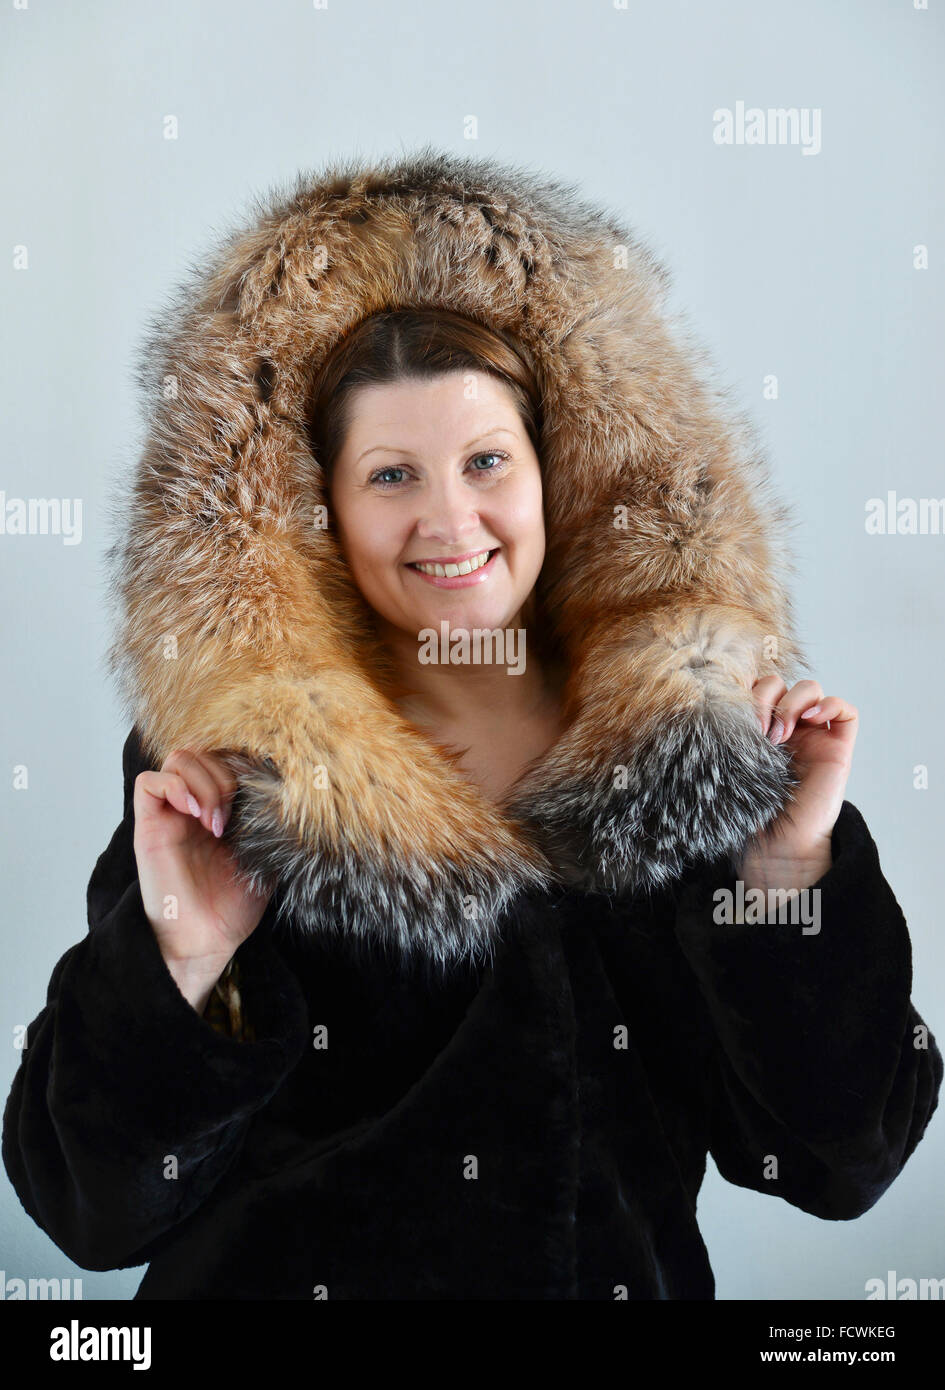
left=104, top=145, right=805, bottom=965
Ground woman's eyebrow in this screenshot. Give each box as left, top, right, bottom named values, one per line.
left=356, top=426, right=519, bottom=465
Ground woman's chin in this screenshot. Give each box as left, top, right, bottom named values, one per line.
left=407, top=601, right=521, bottom=639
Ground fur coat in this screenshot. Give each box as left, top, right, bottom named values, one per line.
left=2, top=726, right=941, bottom=1298
left=3, top=150, right=940, bottom=1300
left=101, top=145, right=808, bottom=965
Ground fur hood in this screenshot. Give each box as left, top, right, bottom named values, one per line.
left=104, top=146, right=805, bottom=966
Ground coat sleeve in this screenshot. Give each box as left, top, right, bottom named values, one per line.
left=672, top=799, right=943, bottom=1220
left=1, top=726, right=311, bottom=1272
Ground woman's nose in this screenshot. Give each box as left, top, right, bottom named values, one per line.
left=414, top=482, right=481, bottom=542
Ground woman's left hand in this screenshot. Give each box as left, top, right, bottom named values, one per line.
left=739, top=677, right=860, bottom=890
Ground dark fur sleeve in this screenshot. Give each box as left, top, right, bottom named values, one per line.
left=1, top=728, right=309, bottom=1271
left=672, top=800, right=943, bottom=1219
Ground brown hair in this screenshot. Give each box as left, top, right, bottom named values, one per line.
left=306, top=307, right=544, bottom=487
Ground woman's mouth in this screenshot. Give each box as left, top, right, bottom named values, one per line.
left=405, top=547, right=501, bottom=588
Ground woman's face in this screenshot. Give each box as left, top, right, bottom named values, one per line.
left=328, top=371, right=545, bottom=637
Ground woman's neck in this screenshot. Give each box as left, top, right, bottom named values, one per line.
left=376, top=616, right=562, bottom=728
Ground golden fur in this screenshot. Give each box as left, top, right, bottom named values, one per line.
left=104, top=146, right=805, bottom=965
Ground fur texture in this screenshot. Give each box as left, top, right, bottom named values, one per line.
left=2, top=727, right=940, bottom=1298
left=104, top=146, right=805, bottom=964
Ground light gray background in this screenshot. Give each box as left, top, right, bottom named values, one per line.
left=1, top=0, right=942, bottom=1301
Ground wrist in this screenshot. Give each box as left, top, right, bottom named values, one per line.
left=161, top=952, right=232, bottom=1016
left=738, top=835, right=833, bottom=893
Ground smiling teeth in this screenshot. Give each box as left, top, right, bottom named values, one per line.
left=412, top=549, right=492, bottom=578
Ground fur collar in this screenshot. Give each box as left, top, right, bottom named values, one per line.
left=105, top=146, right=804, bottom=965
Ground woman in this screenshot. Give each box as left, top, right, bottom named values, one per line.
left=3, top=151, right=941, bottom=1299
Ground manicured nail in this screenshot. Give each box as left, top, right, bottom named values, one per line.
left=211, top=808, right=224, bottom=838
left=186, top=793, right=201, bottom=818
left=800, top=705, right=821, bottom=719
left=767, top=717, right=785, bottom=744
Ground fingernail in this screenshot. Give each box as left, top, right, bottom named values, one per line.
left=187, top=793, right=201, bottom=817
left=767, top=717, right=785, bottom=744
left=800, top=705, right=821, bottom=719
left=212, top=808, right=224, bottom=838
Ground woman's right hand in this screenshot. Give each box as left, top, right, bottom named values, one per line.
left=133, top=749, right=272, bottom=986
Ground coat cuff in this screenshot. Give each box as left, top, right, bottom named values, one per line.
left=671, top=800, right=931, bottom=1147
left=58, top=875, right=310, bottom=1141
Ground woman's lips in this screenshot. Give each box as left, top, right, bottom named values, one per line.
left=405, top=548, right=500, bottom=589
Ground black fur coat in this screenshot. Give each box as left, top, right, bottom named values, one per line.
left=2, top=726, right=940, bottom=1299
left=4, top=151, right=941, bottom=1300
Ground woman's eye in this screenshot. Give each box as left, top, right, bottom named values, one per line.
left=368, top=452, right=508, bottom=489
left=469, top=451, right=508, bottom=474
left=369, top=467, right=408, bottom=488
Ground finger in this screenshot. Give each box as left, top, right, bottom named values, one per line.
left=161, top=750, right=235, bottom=837
left=750, top=675, right=788, bottom=738
left=179, top=748, right=239, bottom=810
left=797, top=696, right=859, bottom=739
left=768, top=679, right=824, bottom=744
left=134, top=768, right=209, bottom=826
left=197, top=752, right=241, bottom=831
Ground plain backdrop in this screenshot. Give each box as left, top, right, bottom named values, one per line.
left=1, top=0, right=942, bottom=1302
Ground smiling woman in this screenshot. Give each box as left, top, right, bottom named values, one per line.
left=3, top=150, right=940, bottom=1304
left=307, top=308, right=571, bottom=803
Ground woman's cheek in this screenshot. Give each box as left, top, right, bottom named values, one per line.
left=488, top=489, right=539, bottom=541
